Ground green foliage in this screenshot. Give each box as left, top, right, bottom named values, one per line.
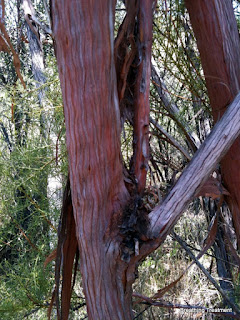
left=0, top=83, right=64, bottom=319
left=0, top=249, right=52, bottom=319
left=0, top=2, right=66, bottom=315
left=0, top=73, right=65, bottom=317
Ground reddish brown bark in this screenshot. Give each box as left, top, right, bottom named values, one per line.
left=114, top=1, right=153, bottom=194
left=114, top=1, right=137, bottom=106
left=48, top=179, right=78, bottom=320
left=185, top=0, right=240, bottom=247
left=132, top=0, right=153, bottom=194
left=51, top=1, right=137, bottom=318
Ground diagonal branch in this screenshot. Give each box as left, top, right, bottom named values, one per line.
left=131, top=91, right=240, bottom=278
left=148, top=91, right=240, bottom=241
left=151, top=62, right=200, bottom=152
left=0, top=0, right=26, bottom=88
left=150, top=116, right=191, bottom=161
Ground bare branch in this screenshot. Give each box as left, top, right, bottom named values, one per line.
left=148, top=91, right=240, bottom=242
left=0, top=121, right=12, bottom=152
left=151, top=61, right=200, bottom=151
left=150, top=116, right=191, bottom=161
left=172, top=231, right=240, bottom=316
left=22, top=0, right=52, bottom=37
left=0, top=1, right=26, bottom=88
left=28, top=12, right=52, bottom=37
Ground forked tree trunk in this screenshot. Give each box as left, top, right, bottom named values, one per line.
left=51, top=1, right=135, bottom=318
left=185, top=0, right=240, bottom=248
left=51, top=0, right=240, bottom=319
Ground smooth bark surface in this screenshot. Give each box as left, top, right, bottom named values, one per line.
left=185, top=0, right=240, bottom=247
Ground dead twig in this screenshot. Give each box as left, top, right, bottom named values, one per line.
left=172, top=231, right=240, bottom=317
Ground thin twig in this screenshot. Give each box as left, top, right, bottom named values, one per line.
left=182, top=242, right=239, bottom=268
left=172, top=231, right=240, bottom=317
left=24, top=303, right=49, bottom=318
left=0, top=121, right=13, bottom=152
left=150, top=116, right=192, bottom=160
left=133, top=305, right=151, bottom=319
left=24, top=306, right=42, bottom=318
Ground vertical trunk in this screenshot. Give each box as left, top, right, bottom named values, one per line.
left=132, top=0, right=153, bottom=193
left=114, top=1, right=154, bottom=194
left=23, top=0, right=46, bottom=104
left=23, top=0, right=48, bottom=141
left=185, top=0, right=240, bottom=248
left=23, top=0, right=49, bottom=236
left=51, top=1, right=135, bottom=318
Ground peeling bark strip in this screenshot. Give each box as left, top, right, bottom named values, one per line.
left=47, top=178, right=78, bottom=320
left=114, top=1, right=154, bottom=194
left=185, top=0, right=240, bottom=248
left=132, top=0, right=153, bottom=193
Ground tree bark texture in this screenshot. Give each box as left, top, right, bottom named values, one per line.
left=132, top=0, right=153, bottom=194
left=51, top=1, right=136, bottom=318
left=114, top=1, right=154, bottom=194
left=185, top=0, right=240, bottom=248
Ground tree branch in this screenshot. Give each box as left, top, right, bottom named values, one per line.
left=131, top=0, right=154, bottom=194
left=22, top=0, right=52, bottom=37
left=151, top=62, right=200, bottom=151
left=0, top=121, right=12, bottom=152
left=150, top=116, right=191, bottom=161
left=132, top=91, right=240, bottom=276
left=147, top=91, right=240, bottom=241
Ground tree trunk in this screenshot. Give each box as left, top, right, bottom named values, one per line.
left=23, top=0, right=49, bottom=236
left=131, top=0, right=153, bottom=194
left=185, top=0, right=240, bottom=248
left=51, top=1, right=135, bottom=318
